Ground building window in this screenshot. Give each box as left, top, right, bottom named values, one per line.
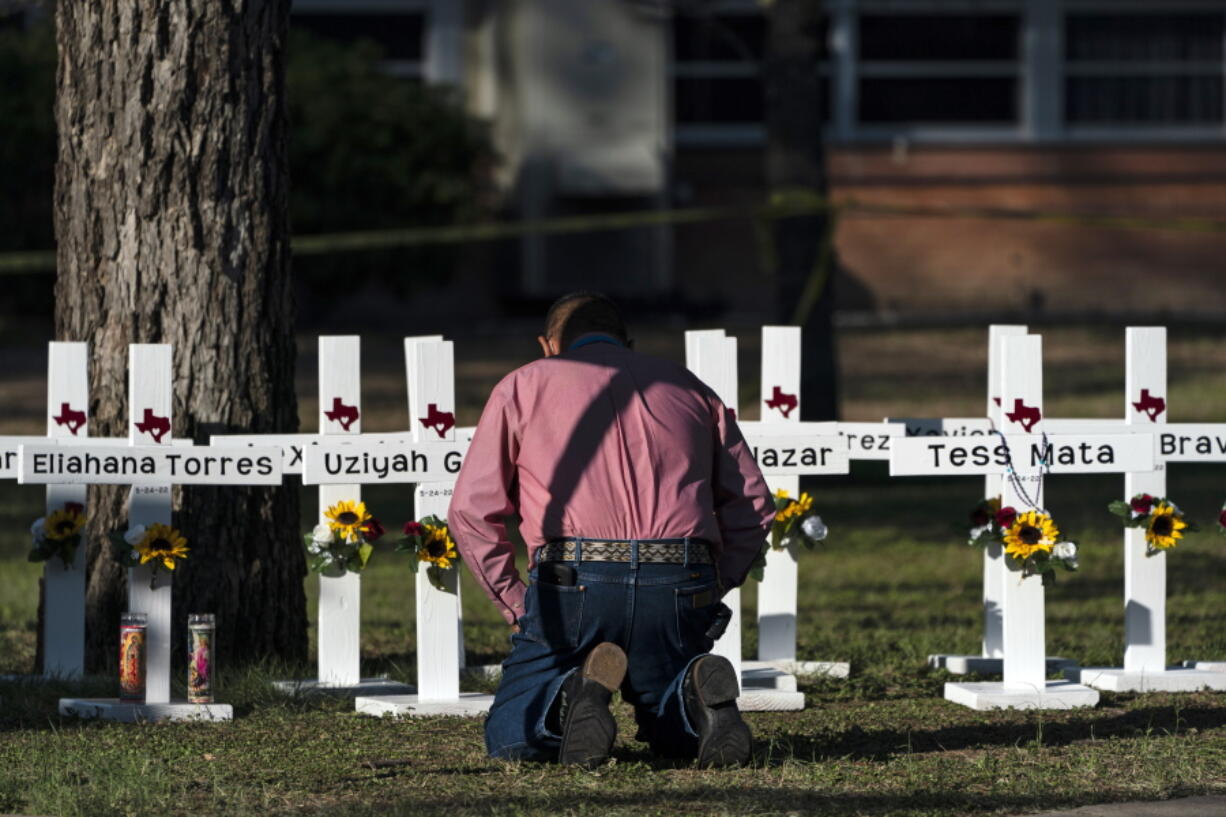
left=860, top=77, right=1017, bottom=124
left=671, top=7, right=829, bottom=143
left=1064, top=13, right=1225, bottom=125
left=672, top=11, right=767, bottom=131
left=857, top=14, right=1021, bottom=125
left=859, top=14, right=1018, bottom=62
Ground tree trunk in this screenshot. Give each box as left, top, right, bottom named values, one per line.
left=764, top=0, right=839, bottom=421
left=53, top=0, right=305, bottom=673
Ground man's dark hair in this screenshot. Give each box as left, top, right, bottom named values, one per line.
left=544, top=291, right=628, bottom=348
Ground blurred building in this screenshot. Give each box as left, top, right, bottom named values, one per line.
left=301, top=1, right=1226, bottom=315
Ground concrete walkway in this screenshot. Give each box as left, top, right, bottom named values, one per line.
left=1023, top=795, right=1226, bottom=817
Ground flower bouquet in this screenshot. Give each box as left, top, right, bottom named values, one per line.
left=29, top=502, right=86, bottom=569
left=305, top=499, right=385, bottom=575
left=1108, top=493, right=1194, bottom=555
left=1000, top=507, right=1079, bottom=584
left=396, top=516, right=459, bottom=592
left=112, top=522, right=190, bottom=588
left=751, top=490, right=828, bottom=581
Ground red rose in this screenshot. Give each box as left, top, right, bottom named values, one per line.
left=995, top=506, right=1017, bottom=529
left=1219, top=508, right=1226, bottom=529
left=363, top=518, right=385, bottom=542
left=402, top=521, right=425, bottom=538
left=1131, top=494, right=1155, bottom=515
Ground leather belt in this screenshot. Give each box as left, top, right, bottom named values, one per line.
left=539, top=537, right=713, bottom=566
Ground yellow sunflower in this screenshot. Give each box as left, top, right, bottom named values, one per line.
left=44, top=506, right=85, bottom=541
left=135, top=523, right=190, bottom=571
left=325, top=499, right=371, bottom=541
left=776, top=492, right=814, bottom=524
left=417, top=523, right=458, bottom=569
left=1003, top=511, right=1059, bottom=561
left=1146, top=502, right=1188, bottom=551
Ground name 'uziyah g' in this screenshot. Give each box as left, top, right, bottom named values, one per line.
left=322, top=449, right=463, bottom=478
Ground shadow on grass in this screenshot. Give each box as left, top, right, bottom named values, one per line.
left=761, top=700, right=1226, bottom=763
left=271, top=784, right=1207, bottom=817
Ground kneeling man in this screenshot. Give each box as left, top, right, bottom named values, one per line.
left=449, top=292, right=774, bottom=767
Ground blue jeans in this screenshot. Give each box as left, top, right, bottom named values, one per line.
left=485, top=560, right=723, bottom=761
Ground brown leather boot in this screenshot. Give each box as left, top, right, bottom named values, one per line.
left=684, top=655, right=753, bottom=767
left=556, top=642, right=628, bottom=767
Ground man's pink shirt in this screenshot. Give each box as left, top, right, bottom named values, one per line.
left=448, top=341, right=776, bottom=625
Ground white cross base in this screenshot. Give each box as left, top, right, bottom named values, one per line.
left=1184, top=661, right=1226, bottom=673
left=58, top=698, right=233, bottom=723
left=944, top=680, right=1100, bottom=711
left=1067, top=666, right=1226, bottom=693
left=354, top=693, right=494, bottom=718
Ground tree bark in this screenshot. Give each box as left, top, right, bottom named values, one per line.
left=53, top=0, right=305, bottom=673
left=764, top=0, right=840, bottom=421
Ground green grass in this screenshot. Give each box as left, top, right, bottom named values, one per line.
left=1, top=466, right=1226, bottom=816
left=2, top=325, right=1226, bottom=815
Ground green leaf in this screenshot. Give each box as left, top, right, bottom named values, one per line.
left=356, top=543, right=374, bottom=570
left=1107, top=500, right=1132, bottom=521
left=27, top=548, right=42, bottom=563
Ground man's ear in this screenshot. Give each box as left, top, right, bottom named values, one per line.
left=537, top=335, right=559, bottom=358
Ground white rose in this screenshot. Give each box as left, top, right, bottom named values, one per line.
left=30, top=518, right=46, bottom=543
left=1053, top=541, right=1077, bottom=561
left=801, top=515, right=828, bottom=543
left=124, top=525, right=147, bottom=546
left=968, top=523, right=992, bottom=544
left=311, top=523, right=333, bottom=547
left=129, top=550, right=141, bottom=562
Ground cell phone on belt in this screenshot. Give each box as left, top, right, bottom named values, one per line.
left=538, top=563, right=578, bottom=587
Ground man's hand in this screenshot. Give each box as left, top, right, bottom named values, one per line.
left=511, top=623, right=521, bottom=634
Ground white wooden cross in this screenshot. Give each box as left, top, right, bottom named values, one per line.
left=20, top=343, right=283, bottom=722
left=739, top=326, right=851, bottom=684
left=297, top=338, right=477, bottom=715
left=0, top=343, right=173, bottom=679
left=342, top=337, right=491, bottom=717
left=885, top=325, right=1083, bottom=676
left=215, top=335, right=423, bottom=696
left=686, top=329, right=848, bottom=711
left=890, top=334, right=1153, bottom=710
left=1043, top=328, right=1226, bottom=692
left=0, top=343, right=89, bottom=679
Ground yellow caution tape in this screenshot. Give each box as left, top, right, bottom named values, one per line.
left=3, top=197, right=1224, bottom=275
